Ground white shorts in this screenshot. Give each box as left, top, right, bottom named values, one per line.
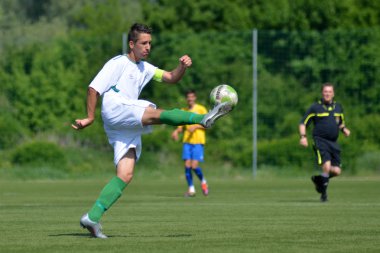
left=101, top=92, right=156, bottom=166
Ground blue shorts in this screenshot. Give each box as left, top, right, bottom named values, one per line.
left=182, top=143, right=204, bottom=162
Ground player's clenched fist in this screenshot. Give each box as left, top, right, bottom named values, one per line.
left=179, top=55, right=192, bottom=68
left=299, top=136, right=308, bottom=147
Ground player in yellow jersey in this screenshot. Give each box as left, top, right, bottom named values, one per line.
left=171, top=90, right=209, bottom=197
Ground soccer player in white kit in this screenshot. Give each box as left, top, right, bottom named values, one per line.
left=72, top=23, right=232, bottom=238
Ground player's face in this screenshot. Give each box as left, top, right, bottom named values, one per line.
left=322, top=86, right=334, bottom=103
left=186, top=93, right=196, bottom=107
left=130, top=33, right=151, bottom=61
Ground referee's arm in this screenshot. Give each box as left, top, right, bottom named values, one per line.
left=299, top=123, right=308, bottom=147
left=299, top=105, right=315, bottom=147
left=336, top=107, right=351, bottom=137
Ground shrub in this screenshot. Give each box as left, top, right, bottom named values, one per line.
left=258, top=135, right=315, bottom=169
left=11, top=141, right=67, bottom=170
left=356, top=151, right=380, bottom=174
left=0, top=114, right=27, bottom=150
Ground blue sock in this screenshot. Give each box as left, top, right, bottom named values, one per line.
left=185, top=167, right=193, bottom=187
left=194, top=167, right=204, bottom=182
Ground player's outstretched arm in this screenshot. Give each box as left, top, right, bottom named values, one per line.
left=162, top=55, right=192, bottom=84
left=72, top=87, right=99, bottom=130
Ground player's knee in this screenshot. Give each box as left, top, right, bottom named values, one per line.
left=334, top=167, right=342, bottom=175
left=322, top=163, right=331, bottom=172
left=119, top=171, right=134, bottom=183
left=191, top=161, right=199, bottom=169
left=185, top=160, right=191, bottom=167
left=125, top=172, right=134, bottom=183
left=142, top=107, right=161, bottom=125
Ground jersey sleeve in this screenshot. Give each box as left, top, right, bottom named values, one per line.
left=141, top=61, right=158, bottom=85
left=89, top=55, right=126, bottom=96
left=334, top=103, right=345, bottom=125
left=152, top=68, right=164, bottom=82
left=300, top=104, right=316, bottom=126
left=197, top=104, right=208, bottom=114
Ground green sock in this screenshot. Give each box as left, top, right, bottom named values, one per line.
left=88, top=176, right=127, bottom=222
left=159, top=109, right=205, bottom=125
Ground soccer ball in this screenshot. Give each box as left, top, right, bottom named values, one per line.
left=209, top=84, right=238, bottom=107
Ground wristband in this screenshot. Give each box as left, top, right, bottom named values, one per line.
left=300, top=134, right=306, bottom=138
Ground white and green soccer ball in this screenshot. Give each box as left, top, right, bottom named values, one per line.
left=209, top=84, right=238, bottom=107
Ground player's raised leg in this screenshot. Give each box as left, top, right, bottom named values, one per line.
left=142, top=107, right=204, bottom=126
left=142, top=103, right=233, bottom=128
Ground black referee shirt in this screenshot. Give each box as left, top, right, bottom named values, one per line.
left=300, top=99, right=345, bottom=142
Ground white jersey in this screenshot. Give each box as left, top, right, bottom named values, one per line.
left=89, top=55, right=157, bottom=99
left=89, top=55, right=158, bottom=165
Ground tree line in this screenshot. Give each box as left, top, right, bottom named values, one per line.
left=1, top=0, right=380, bottom=173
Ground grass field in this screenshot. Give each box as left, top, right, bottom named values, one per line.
left=1, top=176, right=379, bottom=253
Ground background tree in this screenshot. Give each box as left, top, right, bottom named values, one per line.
left=1, top=0, right=380, bottom=173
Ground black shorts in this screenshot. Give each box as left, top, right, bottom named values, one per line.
left=313, top=136, right=341, bottom=166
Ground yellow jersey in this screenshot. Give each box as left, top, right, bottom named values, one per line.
left=181, top=104, right=208, bottom=144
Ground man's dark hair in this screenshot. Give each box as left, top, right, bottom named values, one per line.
left=186, top=90, right=196, bottom=96
left=322, top=82, right=334, bottom=91
left=128, top=23, right=152, bottom=43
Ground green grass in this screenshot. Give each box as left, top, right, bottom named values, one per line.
left=1, top=176, right=380, bottom=253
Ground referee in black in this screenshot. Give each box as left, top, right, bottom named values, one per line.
left=299, top=83, right=350, bottom=202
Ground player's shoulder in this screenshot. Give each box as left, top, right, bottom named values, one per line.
left=195, top=103, right=207, bottom=109
left=334, top=101, right=343, bottom=110
left=110, top=54, right=128, bottom=62
left=105, top=55, right=129, bottom=67
left=195, top=103, right=208, bottom=112
left=137, top=59, right=157, bottom=74
left=308, top=101, right=321, bottom=110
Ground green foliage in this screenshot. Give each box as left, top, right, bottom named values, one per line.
left=0, top=95, right=28, bottom=150
left=142, top=0, right=255, bottom=33
left=356, top=151, right=380, bottom=174
left=258, top=135, right=311, bottom=168
left=350, top=114, right=380, bottom=149
left=1, top=40, right=89, bottom=132
left=0, top=114, right=26, bottom=150
left=63, top=145, right=113, bottom=174
left=1, top=0, right=380, bottom=174
left=11, top=141, right=67, bottom=169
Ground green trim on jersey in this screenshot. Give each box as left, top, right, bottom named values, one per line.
left=153, top=68, right=164, bottom=82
